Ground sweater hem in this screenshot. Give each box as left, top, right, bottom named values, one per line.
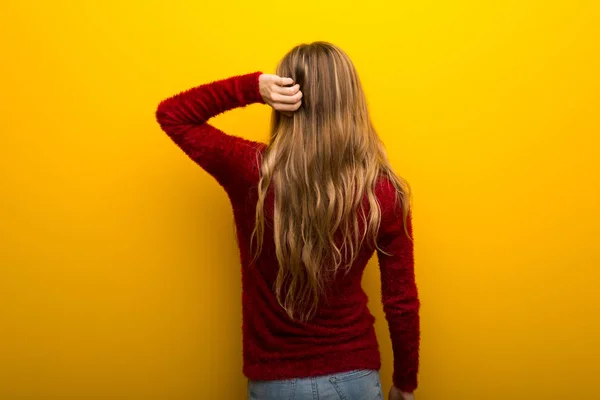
left=243, top=347, right=381, bottom=382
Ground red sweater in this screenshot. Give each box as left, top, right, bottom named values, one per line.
left=155, top=72, right=420, bottom=392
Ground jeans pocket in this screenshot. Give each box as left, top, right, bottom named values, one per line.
left=247, top=379, right=294, bottom=400
left=331, top=369, right=375, bottom=382
left=329, top=370, right=383, bottom=400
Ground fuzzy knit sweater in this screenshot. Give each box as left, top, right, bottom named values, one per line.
left=155, top=72, right=420, bottom=392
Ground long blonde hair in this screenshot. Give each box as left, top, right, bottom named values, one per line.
left=252, top=42, right=410, bottom=321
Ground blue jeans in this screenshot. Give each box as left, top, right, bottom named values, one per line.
left=247, top=369, right=383, bottom=400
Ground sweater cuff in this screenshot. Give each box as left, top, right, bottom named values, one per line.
left=237, top=71, right=265, bottom=105
left=393, top=372, right=417, bottom=393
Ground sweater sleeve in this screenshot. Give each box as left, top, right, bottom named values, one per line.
left=376, top=183, right=420, bottom=392
left=155, top=72, right=266, bottom=190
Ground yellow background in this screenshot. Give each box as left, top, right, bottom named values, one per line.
left=1, top=1, right=599, bottom=399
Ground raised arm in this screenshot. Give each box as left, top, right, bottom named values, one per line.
left=156, top=72, right=303, bottom=191
left=376, top=183, right=420, bottom=394
left=155, top=72, right=266, bottom=189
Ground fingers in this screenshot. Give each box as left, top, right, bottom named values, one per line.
left=276, top=76, right=294, bottom=86
left=274, top=83, right=300, bottom=96
left=268, top=76, right=302, bottom=114
left=271, top=90, right=303, bottom=104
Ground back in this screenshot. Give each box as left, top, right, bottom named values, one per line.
left=227, top=150, right=417, bottom=387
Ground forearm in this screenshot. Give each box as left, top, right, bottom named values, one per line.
left=385, top=293, right=420, bottom=391
left=377, top=206, right=420, bottom=392
left=156, top=72, right=264, bottom=130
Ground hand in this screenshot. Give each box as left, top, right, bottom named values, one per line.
left=258, top=74, right=302, bottom=116
left=389, top=385, right=415, bottom=400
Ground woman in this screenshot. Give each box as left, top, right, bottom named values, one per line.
left=156, top=42, right=419, bottom=400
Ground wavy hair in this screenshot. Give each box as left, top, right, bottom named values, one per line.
left=252, top=42, right=411, bottom=321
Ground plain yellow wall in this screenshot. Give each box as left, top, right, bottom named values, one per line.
left=1, top=1, right=599, bottom=399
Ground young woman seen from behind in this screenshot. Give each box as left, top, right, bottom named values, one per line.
left=156, top=41, right=419, bottom=400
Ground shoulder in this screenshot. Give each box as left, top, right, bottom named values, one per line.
left=374, top=176, right=401, bottom=216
